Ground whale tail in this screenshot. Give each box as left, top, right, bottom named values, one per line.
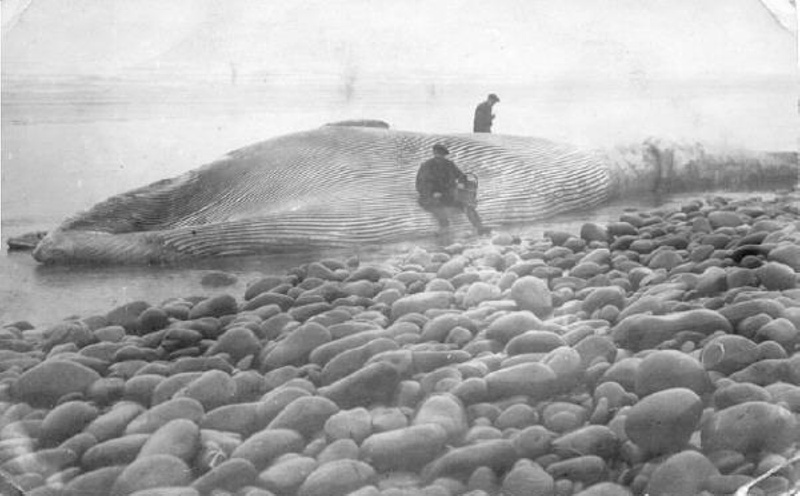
left=602, top=139, right=798, bottom=199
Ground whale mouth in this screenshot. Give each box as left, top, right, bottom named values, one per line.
left=6, top=231, right=48, bottom=251
left=32, top=228, right=179, bottom=265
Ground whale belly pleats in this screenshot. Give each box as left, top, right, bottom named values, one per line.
left=34, top=127, right=611, bottom=263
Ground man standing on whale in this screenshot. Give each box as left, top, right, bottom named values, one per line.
left=416, top=144, right=490, bottom=235
left=473, top=93, right=500, bottom=133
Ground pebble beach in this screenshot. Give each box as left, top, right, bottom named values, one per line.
left=2, top=191, right=800, bottom=496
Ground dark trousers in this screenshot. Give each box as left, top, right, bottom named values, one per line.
left=418, top=196, right=485, bottom=230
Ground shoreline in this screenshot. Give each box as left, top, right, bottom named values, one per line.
left=0, top=190, right=751, bottom=329
left=1, top=191, right=800, bottom=495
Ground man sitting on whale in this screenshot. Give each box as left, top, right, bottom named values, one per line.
left=416, top=143, right=491, bottom=236
left=20, top=121, right=796, bottom=265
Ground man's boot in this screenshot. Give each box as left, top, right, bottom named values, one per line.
left=466, top=207, right=491, bottom=235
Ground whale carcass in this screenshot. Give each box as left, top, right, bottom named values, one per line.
left=29, top=123, right=797, bottom=264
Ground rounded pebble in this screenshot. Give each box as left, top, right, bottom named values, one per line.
left=361, top=423, right=448, bottom=472
left=624, top=388, right=702, bottom=456
left=297, top=459, right=376, bottom=496
left=510, top=277, right=553, bottom=319
left=110, top=454, right=192, bottom=496
left=136, top=418, right=200, bottom=463
left=634, top=350, right=710, bottom=397
left=230, top=428, right=305, bottom=470
left=267, top=395, right=339, bottom=439
left=645, top=450, right=718, bottom=496
left=14, top=360, right=101, bottom=408
left=39, top=400, right=99, bottom=447
left=701, top=401, right=797, bottom=454
left=502, top=459, right=554, bottom=496
left=413, top=393, right=467, bottom=440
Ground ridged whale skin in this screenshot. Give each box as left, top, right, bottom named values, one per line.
left=31, top=121, right=796, bottom=264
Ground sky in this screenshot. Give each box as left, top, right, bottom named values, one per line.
left=1, top=0, right=797, bottom=84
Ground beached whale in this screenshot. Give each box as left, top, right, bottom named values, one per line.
left=28, top=122, right=797, bottom=264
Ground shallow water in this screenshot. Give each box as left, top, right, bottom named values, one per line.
left=1, top=76, right=796, bottom=327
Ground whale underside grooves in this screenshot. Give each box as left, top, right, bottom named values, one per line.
left=29, top=123, right=798, bottom=264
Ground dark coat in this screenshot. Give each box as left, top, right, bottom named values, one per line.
left=415, top=156, right=467, bottom=202
left=473, top=101, right=494, bottom=133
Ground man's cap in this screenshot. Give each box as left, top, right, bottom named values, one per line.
left=488, top=93, right=500, bottom=102
left=432, top=144, right=449, bottom=155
